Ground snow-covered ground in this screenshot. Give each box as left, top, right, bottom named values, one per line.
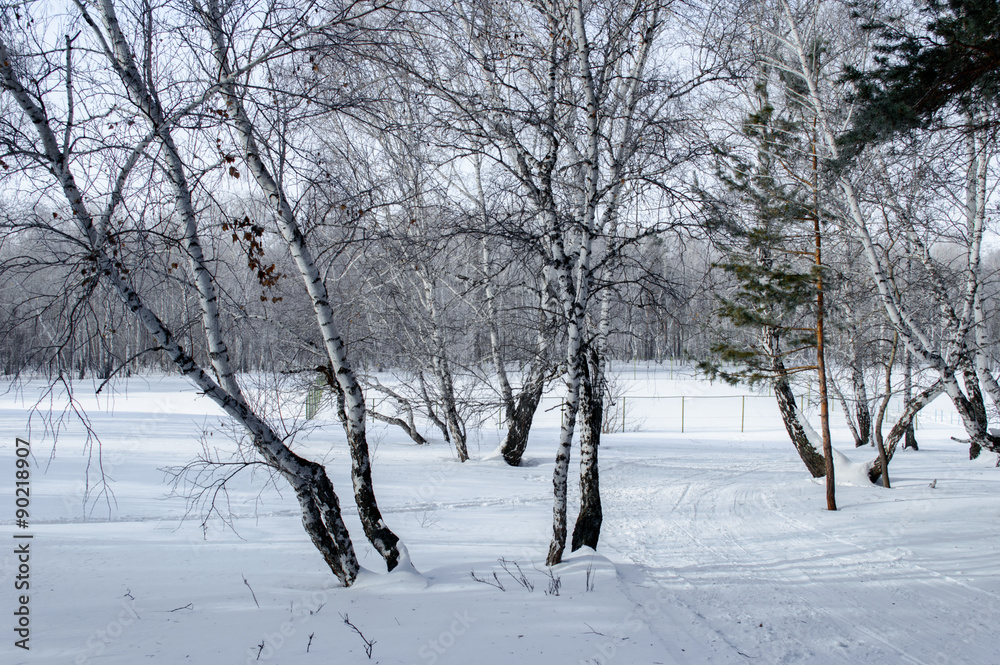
left=1, top=367, right=998, bottom=664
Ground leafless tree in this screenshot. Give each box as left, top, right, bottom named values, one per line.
left=0, top=0, right=409, bottom=585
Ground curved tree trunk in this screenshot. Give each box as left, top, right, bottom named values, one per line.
left=872, top=335, right=898, bottom=488
left=434, top=354, right=469, bottom=462
left=369, top=411, right=428, bottom=446
left=419, top=371, right=452, bottom=443
left=500, top=376, right=546, bottom=466
left=198, top=0, right=400, bottom=571
left=765, top=330, right=827, bottom=477
left=364, top=379, right=428, bottom=445
left=0, top=36, right=363, bottom=583
left=831, top=379, right=863, bottom=447
left=92, top=0, right=243, bottom=401
left=869, top=381, right=944, bottom=483
left=485, top=232, right=557, bottom=467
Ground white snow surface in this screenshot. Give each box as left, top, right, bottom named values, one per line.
left=1, top=367, right=998, bottom=665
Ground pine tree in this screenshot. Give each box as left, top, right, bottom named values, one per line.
left=843, top=0, right=1000, bottom=151
left=702, top=72, right=832, bottom=482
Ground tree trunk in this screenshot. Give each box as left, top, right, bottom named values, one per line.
left=547, top=286, right=585, bottom=566
left=766, top=330, right=827, bottom=477
left=0, top=35, right=364, bottom=582
left=572, top=347, right=603, bottom=552
left=963, top=366, right=988, bottom=460
left=320, top=366, right=350, bottom=436
left=812, top=123, right=836, bottom=511
left=500, top=373, right=546, bottom=466
left=418, top=269, right=468, bottom=462
left=371, top=411, right=428, bottom=446
left=547, top=371, right=579, bottom=566
left=852, top=361, right=871, bottom=447
left=903, top=349, right=919, bottom=450
left=200, top=0, right=400, bottom=571
left=869, top=381, right=944, bottom=483
left=872, top=334, right=898, bottom=488
left=418, top=371, right=451, bottom=443
left=93, top=0, right=244, bottom=401
left=495, top=295, right=555, bottom=467
left=434, top=354, right=469, bottom=461
left=831, top=379, right=863, bottom=447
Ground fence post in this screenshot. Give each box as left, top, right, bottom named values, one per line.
left=622, top=397, right=626, bottom=432
left=741, top=395, right=745, bottom=433
left=681, top=395, right=685, bottom=433
left=305, top=381, right=322, bottom=420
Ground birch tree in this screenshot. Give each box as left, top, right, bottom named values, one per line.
left=383, top=0, right=694, bottom=563
left=192, top=0, right=402, bottom=567
left=775, top=0, right=1000, bottom=457
left=0, top=0, right=402, bottom=584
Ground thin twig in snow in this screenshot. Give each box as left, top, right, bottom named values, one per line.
left=341, top=613, right=376, bottom=658
left=243, top=574, right=260, bottom=608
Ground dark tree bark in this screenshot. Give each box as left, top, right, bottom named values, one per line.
left=572, top=348, right=603, bottom=552
left=964, top=366, right=988, bottom=460
left=852, top=362, right=872, bottom=447
left=869, top=381, right=944, bottom=483
left=500, top=374, right=546, bottom=466
left=766, top=331, right=828, bottom=478
left=903, top=349, right=919, bottom=450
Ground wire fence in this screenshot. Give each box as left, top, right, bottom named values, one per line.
left=529, top=392, right=951, bottom=434
left=305, top=373, right=956, bottom=434
left=532, top=394, right=780, bottom=433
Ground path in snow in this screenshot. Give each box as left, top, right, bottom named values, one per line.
left=599, top=437, right=999, bottom=665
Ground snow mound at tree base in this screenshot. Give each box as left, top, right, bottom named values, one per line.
left=353, top=543, right=429, bottom=590
left=553, top=546, right=618, bottom=577
left=829, top=446, right=874, bottom=486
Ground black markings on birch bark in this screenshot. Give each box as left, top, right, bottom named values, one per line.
left=1, top=24, right=363, bottom=586
left=198, top=0, right=400, bottom=571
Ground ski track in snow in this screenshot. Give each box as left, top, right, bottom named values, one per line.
left=600, top=449, right=997, bottom=665
left=2, top=372, right=998, bottom=665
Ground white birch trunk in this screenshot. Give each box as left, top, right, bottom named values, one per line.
left=418, top=271, right=468, bottom=462
left=777, top=0, right=1000, bottom=455
left=88, top=0, right=243, bottom=401
left=197, top=0, right=401, bottom=570
left=0, top=40, right=361, bottom=584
